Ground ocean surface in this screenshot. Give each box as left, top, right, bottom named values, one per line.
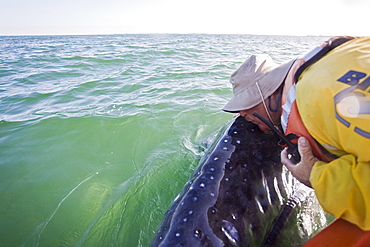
left=0, top=34, right=329, bottom=246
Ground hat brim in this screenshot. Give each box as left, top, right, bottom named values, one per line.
left=223, top=59, right=295, bottom=113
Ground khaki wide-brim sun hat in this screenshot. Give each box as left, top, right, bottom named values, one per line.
left=223, top=54, right=295, bottom=113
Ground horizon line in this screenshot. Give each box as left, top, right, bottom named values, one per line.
left=0, top=32, right=333, bottom=37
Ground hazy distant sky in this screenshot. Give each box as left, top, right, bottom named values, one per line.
left=1, top=0, right=369, bottom=36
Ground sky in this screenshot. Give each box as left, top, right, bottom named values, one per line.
left=0, top=0, right=370, bottom=36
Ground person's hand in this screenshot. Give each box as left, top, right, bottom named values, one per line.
left=281, top=137, right=319, bottom=188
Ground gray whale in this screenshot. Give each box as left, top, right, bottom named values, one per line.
left=151, top=116, right=327, bottom=247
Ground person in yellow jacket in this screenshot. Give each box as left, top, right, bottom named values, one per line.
left=223, top=37, right=370, bottom=237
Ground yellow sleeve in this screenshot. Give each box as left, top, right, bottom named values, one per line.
left=310, top=155, right=370, bottom=230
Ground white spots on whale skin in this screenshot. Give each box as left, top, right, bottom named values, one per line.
left=162, top=123, right=240, bottom=244
left=225, top=177, right=229, bottom=182
left=210, top=207, right=217, bottom=214
left=194, top=229, right=203, bottom=239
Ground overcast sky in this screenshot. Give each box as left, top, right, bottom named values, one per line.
left=1, top=0, right=369, bottom=36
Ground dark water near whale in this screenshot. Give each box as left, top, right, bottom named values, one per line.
left=0, top=34, right=329, bottom=246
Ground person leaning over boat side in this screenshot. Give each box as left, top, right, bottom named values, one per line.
left=222, top=36, right=370, bottom=233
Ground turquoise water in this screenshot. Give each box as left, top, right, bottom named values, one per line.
left=0, top=34, right=329, bottom=246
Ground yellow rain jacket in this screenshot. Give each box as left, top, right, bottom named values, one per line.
left=296, top=37, right=370, bottom=230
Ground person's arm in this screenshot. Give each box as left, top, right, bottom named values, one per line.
left=310, top=154, right=370, bottom=231
left=282, top=137, right=370, bottom=231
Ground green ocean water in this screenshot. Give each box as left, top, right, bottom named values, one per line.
left=0, top=34, right=329, bottom=246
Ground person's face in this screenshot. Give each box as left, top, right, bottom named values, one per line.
left=239, top=103, right=272, bottom=132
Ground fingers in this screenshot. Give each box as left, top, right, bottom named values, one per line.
left=281, top=137, right=317, bottom=188
left=298, top=137, right=319, bottom=164
left=298, top=137, right=312, bottom=158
